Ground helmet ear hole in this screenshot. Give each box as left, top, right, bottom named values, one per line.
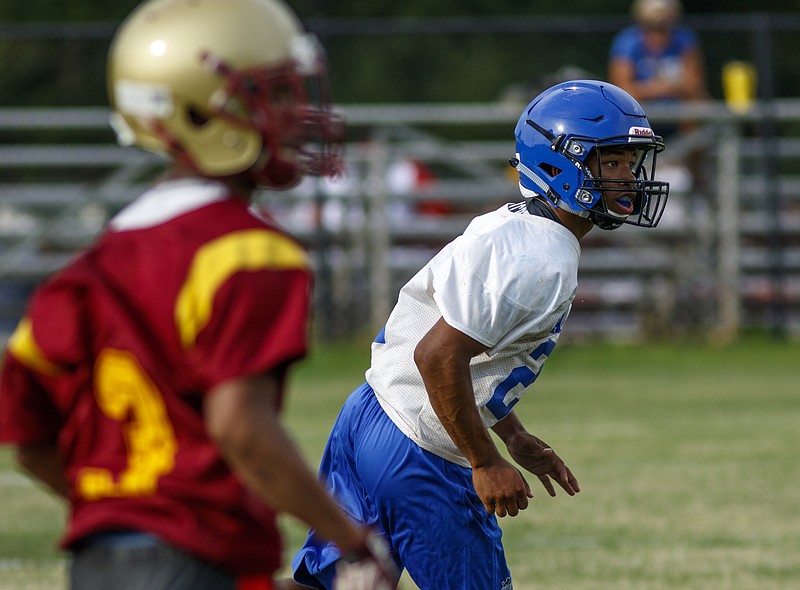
left=187, top=108, right=210, bottom=127
left=539, top=163, right=561, bottom=177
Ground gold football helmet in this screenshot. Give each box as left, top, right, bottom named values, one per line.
left=107, top=0, right=344, bottom=189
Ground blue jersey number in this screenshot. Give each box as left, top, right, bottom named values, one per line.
left=485, top=338, right=557, bottom=420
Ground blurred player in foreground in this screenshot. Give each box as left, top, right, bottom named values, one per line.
left=284, top=80, right=670, bottom=590
left=0, top=0, right=397, bottom=589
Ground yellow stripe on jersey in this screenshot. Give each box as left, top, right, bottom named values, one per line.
left=7, top=317, right=64, bottom=377
left=175, top=229, right=309, bottom=349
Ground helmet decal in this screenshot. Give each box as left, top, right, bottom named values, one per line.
left=629, top=126, right=654, bottom=137
left=114, top=79, right=175, bottom=119
left=290, top=34, right=325, bottom=76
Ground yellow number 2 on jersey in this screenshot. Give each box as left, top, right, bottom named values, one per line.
left=77, top=348, right=178, bottom=501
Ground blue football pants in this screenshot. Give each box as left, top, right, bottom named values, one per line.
left=292, top=382, right=512, bottom=590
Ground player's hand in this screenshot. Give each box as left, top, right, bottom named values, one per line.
left=505, top=433, right=580, bottom=497
left=472, top=458, right=533, bottom=517
left=334, top=532, right=400, bottom=590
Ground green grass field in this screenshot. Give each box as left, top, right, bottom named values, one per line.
left=1, top=335, right=799, bottom=589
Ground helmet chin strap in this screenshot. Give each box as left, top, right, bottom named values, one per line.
left=579, top=167, right=630, bottom=230
left=512, top=146, right=637, bottom=232
left=512, top=157, right=590, bottom=219
left=589, top=210, right=625, bottom=231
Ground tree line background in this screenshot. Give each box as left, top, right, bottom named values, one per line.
left=2, top=0, right=800, bottom=109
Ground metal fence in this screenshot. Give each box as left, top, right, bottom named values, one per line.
left=1, top=100, right=799, bottom=342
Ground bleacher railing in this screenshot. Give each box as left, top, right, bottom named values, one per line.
left=1, top=100, right=799, bottom=342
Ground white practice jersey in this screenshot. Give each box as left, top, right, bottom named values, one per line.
left=366, top=202, right=581, bottom=467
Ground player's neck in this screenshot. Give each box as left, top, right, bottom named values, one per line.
left=158, top=165, right=255, bottom=202
left=555, top=208, right=594, bottom=241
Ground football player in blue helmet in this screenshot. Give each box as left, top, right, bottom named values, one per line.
left=511, top=79, right=670, bottom=230
left=286, top=79, right=669, bottom=590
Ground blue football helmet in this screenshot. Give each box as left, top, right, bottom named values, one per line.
left=512, top=80, right=669, bottom=230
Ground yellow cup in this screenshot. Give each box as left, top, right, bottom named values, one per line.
left=723, top=61, right=757, bottom=114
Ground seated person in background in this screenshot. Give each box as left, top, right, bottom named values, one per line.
left=609, top=0, right=709, bottom=193
left=608, top=0, right=707, bottom=115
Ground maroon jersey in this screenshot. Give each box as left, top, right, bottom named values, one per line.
left=0, top=179, right=312, bottom=574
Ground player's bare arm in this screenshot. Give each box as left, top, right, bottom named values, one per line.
left=414, top=318, right=533, bottom=518
left=491, top=411, right=580, bottom=497
left=14, top=444, right=69, bottom=499
left=208, top=372, right=400, bottom=590
left=205, top=370, right=369, bottom=553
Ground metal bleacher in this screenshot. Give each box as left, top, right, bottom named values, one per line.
left=1, top=100, right=800, bottom=342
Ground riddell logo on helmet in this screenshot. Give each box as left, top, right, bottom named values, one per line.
left=629, top=126, right=654, bottom=137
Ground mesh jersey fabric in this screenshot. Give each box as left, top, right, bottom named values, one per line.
left=366, top=202, right=580, bottom=467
